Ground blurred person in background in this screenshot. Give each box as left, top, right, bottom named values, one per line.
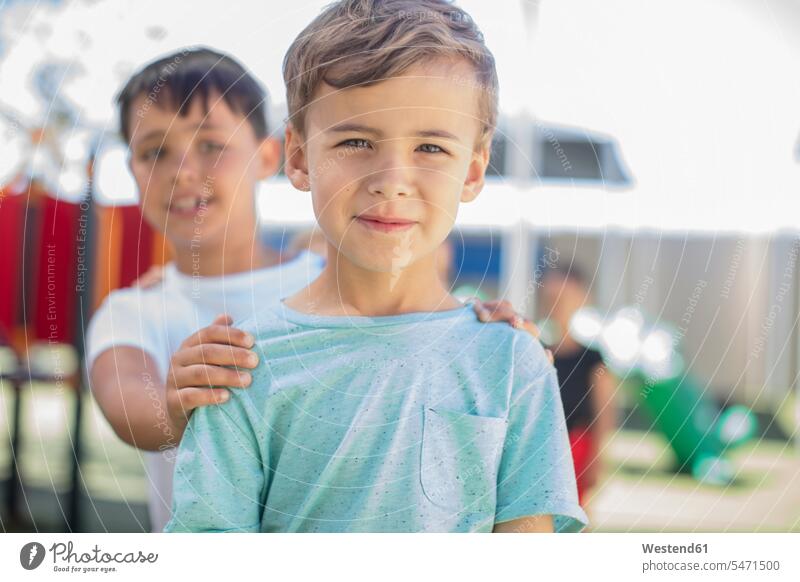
left=539, top=265, right=618, bottom=514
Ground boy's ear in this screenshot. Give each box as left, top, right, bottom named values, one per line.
left=460, top=137, right=492, bottom=203
left=254, top=137, right=282, bottom=180
left=284, top=122, right=311, bottom=191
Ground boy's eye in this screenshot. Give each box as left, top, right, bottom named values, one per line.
left=338, top=138, right=372, bottom=150
left=418, top=143, right=447, bottom=154
left=336, top=139, right=448, bottom=155
left=199, top=141, right=225, bottom=154
left=140, top=147, right=165, bottom=162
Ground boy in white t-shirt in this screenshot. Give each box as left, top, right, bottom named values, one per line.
left=86, top=47, right=330, bottom=531
left=87, top=47, right=537, bottom=532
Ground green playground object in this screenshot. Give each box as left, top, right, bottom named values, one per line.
left=547, top=306, right=758, bottom=486
left=635, top=373, right=756, bottom=484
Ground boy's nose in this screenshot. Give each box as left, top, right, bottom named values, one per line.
left=171, top=152, right=202, bottom=187
left=366, top=163, right=415, bottom=198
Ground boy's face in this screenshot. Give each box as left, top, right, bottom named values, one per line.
left=127, top=92, right=279, bottom=249
left=285, top=59, right=490, bottom=274
left=540, top=274, right=588, bottom=323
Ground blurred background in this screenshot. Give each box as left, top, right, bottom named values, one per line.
left=0, top=0, right=798, bottom=532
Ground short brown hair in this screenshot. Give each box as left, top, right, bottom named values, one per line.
left=283, top=0, right=498, bottom=144
left=118, top=47, right=268, bottom=144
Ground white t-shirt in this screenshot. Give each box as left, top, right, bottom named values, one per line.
left=85, top=250, right=325, bottom=532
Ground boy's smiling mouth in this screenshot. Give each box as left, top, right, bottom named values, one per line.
left=167, top=194, right=215, bottom=216
left=355, top=213, right=418, bottom=233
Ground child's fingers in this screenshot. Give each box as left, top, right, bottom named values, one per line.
left=472, top=299, right=491, bottom=321
left=473, top=300, right=541, bottom=339
left=175, top=364, right=252, bottom=389
left=212, top=313, right=234, bottom=326
left=171, top=387, right=231, bottom=418
left=173, top=344, right=259, bottom=369
left=474, top=299, right=514, bottom=321
left=181, top=324, right=255, bottom=349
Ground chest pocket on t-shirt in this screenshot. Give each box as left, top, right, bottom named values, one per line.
left=420, top=407, right=508, bottom=514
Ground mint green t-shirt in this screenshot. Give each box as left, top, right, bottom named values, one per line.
left=164, top=301, right=588, bottom=533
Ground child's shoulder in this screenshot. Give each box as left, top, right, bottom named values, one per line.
left=485, top=328, right=560, bottom=412
left=463, top=311, right=550, bottom=366
left=232, top=301, right=295, bottom=340
left=510, top=327, right=553, bottom=378
left=94, top=280, right=168, bottom=319
left=482, top=320, right=555, bottom=392
left=456, top=310, right=554, bottom=387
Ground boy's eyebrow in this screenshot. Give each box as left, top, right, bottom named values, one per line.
left=135, top=123, right=227, bottom=144
left=415, top=129, right=462, bottom=142
left=327, top=123, right=383, bottom=136
left=135, top=129, right=166, bottom=144
left=327, top=123, right=461, bottom=142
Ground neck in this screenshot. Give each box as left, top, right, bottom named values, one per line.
left=172, top=231, right=281, bottom=277
left=554, top=329, right=582, bottom=356
left=287, top=243, right=460, bottom=316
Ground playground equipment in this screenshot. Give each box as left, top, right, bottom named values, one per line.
left=545, top=306, right=758, bottom=486
left=0, top=62, right=170, bottom=529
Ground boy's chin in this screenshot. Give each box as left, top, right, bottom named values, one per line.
left=333, top=248, right=422, bottom=275
left=165, top=222, right=226, bottom=249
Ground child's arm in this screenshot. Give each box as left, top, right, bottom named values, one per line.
left=583, top=362, right=617, bottom=490
left=493, top=342, right=589, bottom=533
left=87, top=292, right=175, bottom=451
left=89, top=315, right=255, bottom=451
left=591, top=362, right=617, bottom=447
left=90, top=347, right=184, bottom=451
left=164, top=388, right=265, bottom=532
left=162, top=315, right=257, bottom=439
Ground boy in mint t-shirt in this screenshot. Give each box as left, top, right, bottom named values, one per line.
left=166, top=0, right=588, bottom=533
